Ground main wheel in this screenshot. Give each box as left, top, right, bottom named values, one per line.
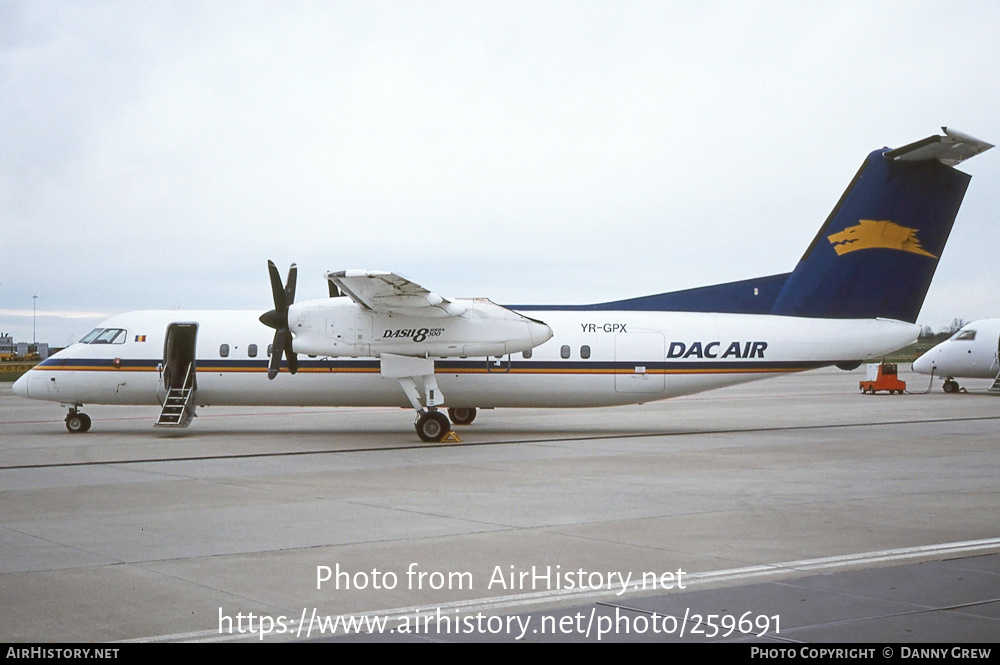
left=415, top=411, right=451, bottom=442
left=448, top=407, right=477, bottom=426
left=65, top=412, right=92, bottom=434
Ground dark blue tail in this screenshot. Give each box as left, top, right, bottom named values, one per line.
left=769, top=151, right=965, bottom=322
left=770, top=129, right=990, bottom=322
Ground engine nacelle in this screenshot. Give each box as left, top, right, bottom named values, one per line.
left=288, top=297, right=552, bottom=359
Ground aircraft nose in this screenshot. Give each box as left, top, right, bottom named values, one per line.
left=12, top=372, right=30, bottom=398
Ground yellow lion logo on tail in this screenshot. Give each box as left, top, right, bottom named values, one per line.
left=827, top=220, right=937, bottom=258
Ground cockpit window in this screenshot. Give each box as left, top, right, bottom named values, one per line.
left=952, top=329, right=977, bottom=341
left=79, top=328, right=127, bottom=344
left=79, top=328, right=104, bottom=344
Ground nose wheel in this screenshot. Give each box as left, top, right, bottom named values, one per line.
left=415, top=410, right=452, bottom=442
left=65, top=408, right=92, bottom=434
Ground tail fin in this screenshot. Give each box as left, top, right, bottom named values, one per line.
left=770, top=127, right=992, bottom=322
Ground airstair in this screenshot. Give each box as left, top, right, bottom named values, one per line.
left=990, top=352, right=1000, bottom=393
left=156, top=362, right=196, bottom=427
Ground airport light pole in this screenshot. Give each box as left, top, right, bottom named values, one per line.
left=33, top=295, right=37, bottom=344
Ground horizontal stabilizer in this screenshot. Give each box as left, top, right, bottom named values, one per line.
left=884, top=127, right=993, bottom=167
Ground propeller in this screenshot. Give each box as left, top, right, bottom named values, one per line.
left=259, top=261, right=298, bottom=380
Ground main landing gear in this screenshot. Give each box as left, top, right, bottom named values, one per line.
left=415, top=410, right=451, bottom=442
left=413, top=407, right=478, bottom=442
left=65, top=407, right=92, bottom=434
left=448, top=407, right=477, bottom=426
left=381, top=355, right=481, bottom=442
left=380, top=354, right=452, bottom=443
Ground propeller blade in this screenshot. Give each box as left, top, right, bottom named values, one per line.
left=267, top=260, right=286, bottom=314
left=268, top=328, right=287, bottom=380
left=262, top=261, right=298, bottom=380
left=285, top=334, right=298, bottom=375
left=284, top=263, right=297, bottom=308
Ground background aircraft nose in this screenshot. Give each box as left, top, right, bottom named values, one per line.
left=12, top=372, right=30, bottom=398
left=912, top=353, right=934, bottom=375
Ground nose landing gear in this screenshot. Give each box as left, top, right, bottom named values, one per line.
left=65, top=407, right=92, bottom=434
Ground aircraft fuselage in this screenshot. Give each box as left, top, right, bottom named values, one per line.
left=912, top=318, right=1000, bottom=383
left=15, top=308, right=919, bottom=409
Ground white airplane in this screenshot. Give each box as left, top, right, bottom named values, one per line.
left=913, top=319, right=1000, bottom=393
left=13, top=128, right=993, bottom=441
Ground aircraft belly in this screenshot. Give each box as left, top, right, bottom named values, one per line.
left=193, top=370, right=774, bottom=409
left=440, top=371, right=776, bottom=407
left=195, top=371, right=404, bottom=407
left=440, top=373, right=622, bottom=408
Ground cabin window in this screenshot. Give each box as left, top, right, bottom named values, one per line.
left=580, top=345, right=591, bottom=359
left=560, top=345, right=571, bottom=359
left=522, top=349, right=532, bottom=359
left=248, top=344, right=258, bottom=358
left=952, top=330, right=977, bottom=341
left=220, top=344, right=230, bottom=357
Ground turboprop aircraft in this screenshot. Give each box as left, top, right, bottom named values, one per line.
left=12, top=128, right=993, bottom=441
left=912, top=319, right=1000, bottom=393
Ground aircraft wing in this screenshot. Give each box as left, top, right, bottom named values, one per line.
left=885, top=127, right=993, bottom=166
left=325, top=270, right=467, bottom=318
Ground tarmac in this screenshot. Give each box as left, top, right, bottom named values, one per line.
left=1, top=366, right=998, bottom=643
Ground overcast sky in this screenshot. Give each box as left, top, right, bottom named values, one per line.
left=3, top=1, right=999, bottom=346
